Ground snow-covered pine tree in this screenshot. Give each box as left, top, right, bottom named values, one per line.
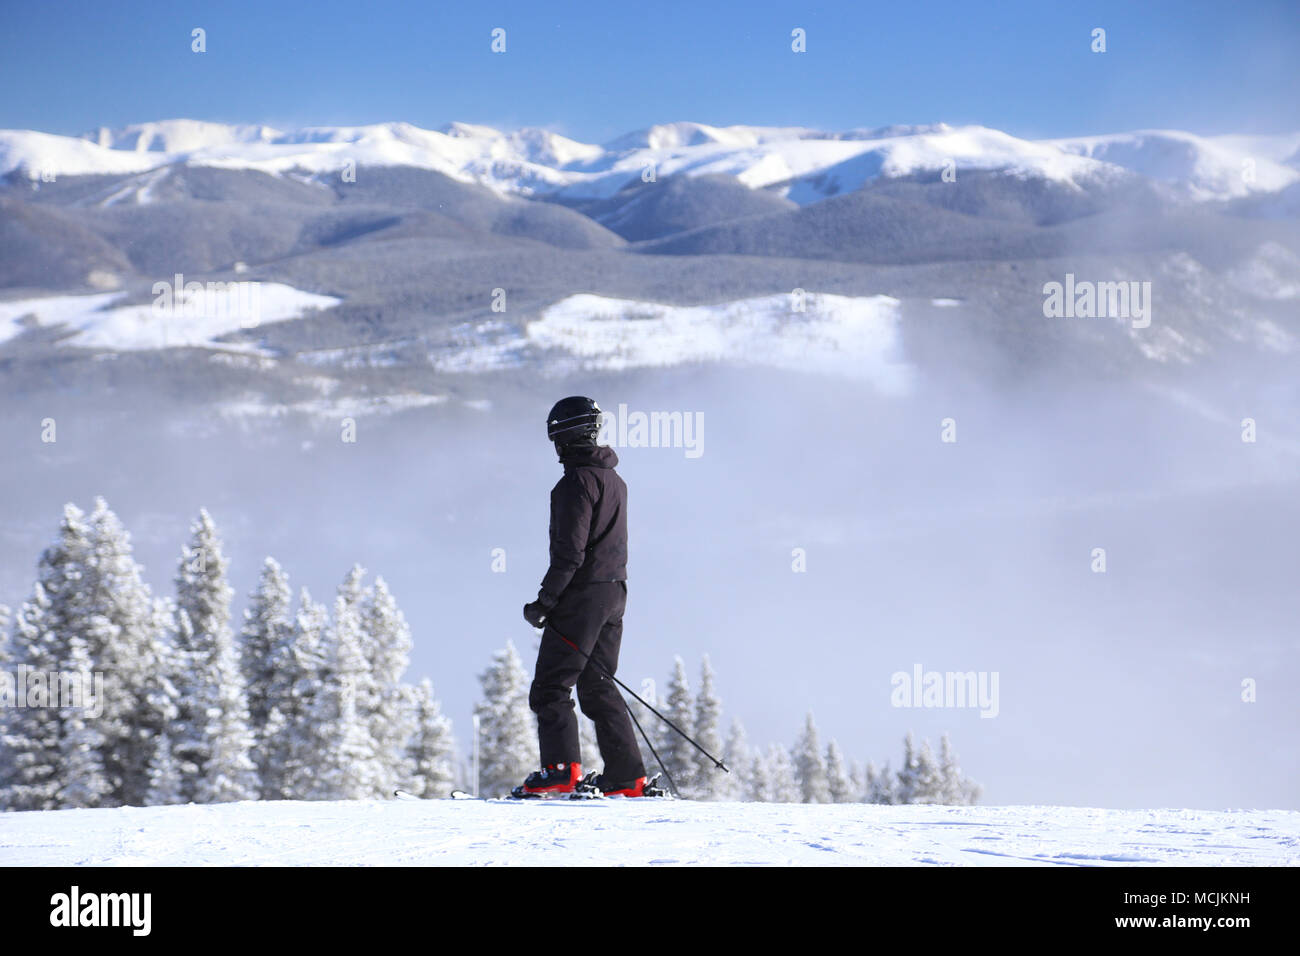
left=163, top=608, right=203, bottom=795
left=0, top=582, right=64, bottom=810
left=691, top=656, right=724, bottom=800
left=271, top=590, right=330, bottom=800
left=145, top=731, right=184, bottom=806
left=85, top=499, right=177, bottom=806
left=849, top=759, right=866, bottom=803
left=895, top=732, right=919, bottom=804
left=793, top=711, right=831, bottom=803
left=938, top=733, right=982, bottom=805
left=895, top=732, right=945, bottom=804
left=172, top=510, right=257, bottom=804
left=911, top=737, right=944, bottom=804
left=745, top=751, right=767, bottom=802
left=825, top=739, right=854, bottom=803
left=195, top=634, right=259, bottom=804
left=765, top=744, right=801, bottom=803
left=720, top=718, right=752, bottom=801
left=240, top=557, right=292, bottom=785
left=473, top=642, right=535, bottom=797
left=658, top=657, right=696, bottom=797
left=865, top=760, right=896, bottom=804
left=361, top=576, right=415, bottom=794
left=406, top=678, right=455, bottom=798
left=54, top=633, right=110, bottom=809
left=1, top=502, right=166, bottom=810
left=303, top=577, right=386, bottom=800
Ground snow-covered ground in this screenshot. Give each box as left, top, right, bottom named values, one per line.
left=425, top=292, right=912, bottom=389
left=1, top=801, right=1296, bottom=866
left=0, top=284, right=341, bottom=351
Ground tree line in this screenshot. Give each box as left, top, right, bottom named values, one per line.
left=0, top=499, right=453, bottom=810
left=1, top=499, right=980, bottom=809
left=473, top=645, right=982, bottom=804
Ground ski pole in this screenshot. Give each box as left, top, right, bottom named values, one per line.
left=546, top=625, right=729, bottom=773
left=619, top=692, right=680, bottom=799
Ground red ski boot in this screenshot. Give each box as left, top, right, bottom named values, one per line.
left=511, top=762, right=582, bottom=798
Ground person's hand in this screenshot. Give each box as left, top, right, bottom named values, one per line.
left=523, top=601, right=549, bottom=629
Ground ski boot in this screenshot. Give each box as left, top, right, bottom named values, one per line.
left=510, top=762, right=582, bottom=799
left=577, top=771, right=670, bottom=798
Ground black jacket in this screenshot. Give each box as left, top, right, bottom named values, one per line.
left=539, top=444, right=627, bottom=602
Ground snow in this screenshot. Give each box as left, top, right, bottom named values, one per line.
left=1046, top=129, right=1299, bottom=200
left=0, top=284, right=341, bottom=351
left=218, top=393, right=447, bottom=422
left=0, top=292, right=127, bottom=345
left=525, top=292, right=912, bottom=390
left=3, top=119, right=1296, bottom=204
left=0, top=800, right=1295, bottom=866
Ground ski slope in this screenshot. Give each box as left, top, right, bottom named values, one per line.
left=1, top=800, right=1296, bottom=867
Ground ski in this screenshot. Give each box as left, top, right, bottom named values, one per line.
left=394, top=788, right=605, bottom=802
left=394, top=773, right=672, bottom=802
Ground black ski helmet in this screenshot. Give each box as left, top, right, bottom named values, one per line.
left=547, top=396, right=602, bottom=444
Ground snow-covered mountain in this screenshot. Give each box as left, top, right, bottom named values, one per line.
left=3, top=119, right=1296, bottom=205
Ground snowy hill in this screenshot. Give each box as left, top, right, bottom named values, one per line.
left=3, top=120, right=1296, bottom=204
left=2, top=800, right=1296, bottom=866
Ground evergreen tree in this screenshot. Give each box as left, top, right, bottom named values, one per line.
left=473, top=642, right=535, bottom=797
left=865, top=760, right=896, bottom=805
left=895, top=732, right=945, bottom=804
left=145, top=731, right=184, bottom=805
left=240, top=557, right=292, bottom=785
left=84, top=499, right=176, bottom=807
left=54, top=633, right=110, bottom=809
left=937, top=734, right=981, bottom=805
left=912, top=737, right=944, bottom=804
left=692, top=656, right=724, bottom=800
left=1, top=502, right=168, bottom=810
left=0, top=582, right=64, bottom=810
left=658, top=657, right=696, bottom=796
left=745, top=752, right=767, bottom=802
left=407, top=678, right=455, bottom=798
left=302, top=579, right=385, bottom=800
left=825, top=739, right=854, bottom=803
left=362, top=576, right=415, bottom=793
left=720, top=718, right=752, bottom=801
left=765, top=744, right=801, bottom=803
left=171, top=511, right=257, bottom=803
left=271, top=590, right=330, bottom=799
left=896, top=732, right=919, bottom=804
left=793, top=711, right=830, bottom=803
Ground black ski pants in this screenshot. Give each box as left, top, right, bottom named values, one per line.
left=528, top=581, right=646, bottom=782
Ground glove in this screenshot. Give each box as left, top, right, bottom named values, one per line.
left=523, top=601, right=549, bottom=629
left=523, top=590, right=558, bottom=629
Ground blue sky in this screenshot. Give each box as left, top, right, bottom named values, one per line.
left=2, top=0, right=1297, bottom=141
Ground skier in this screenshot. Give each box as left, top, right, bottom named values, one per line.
left=516, top=396, right=652, bottom=798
